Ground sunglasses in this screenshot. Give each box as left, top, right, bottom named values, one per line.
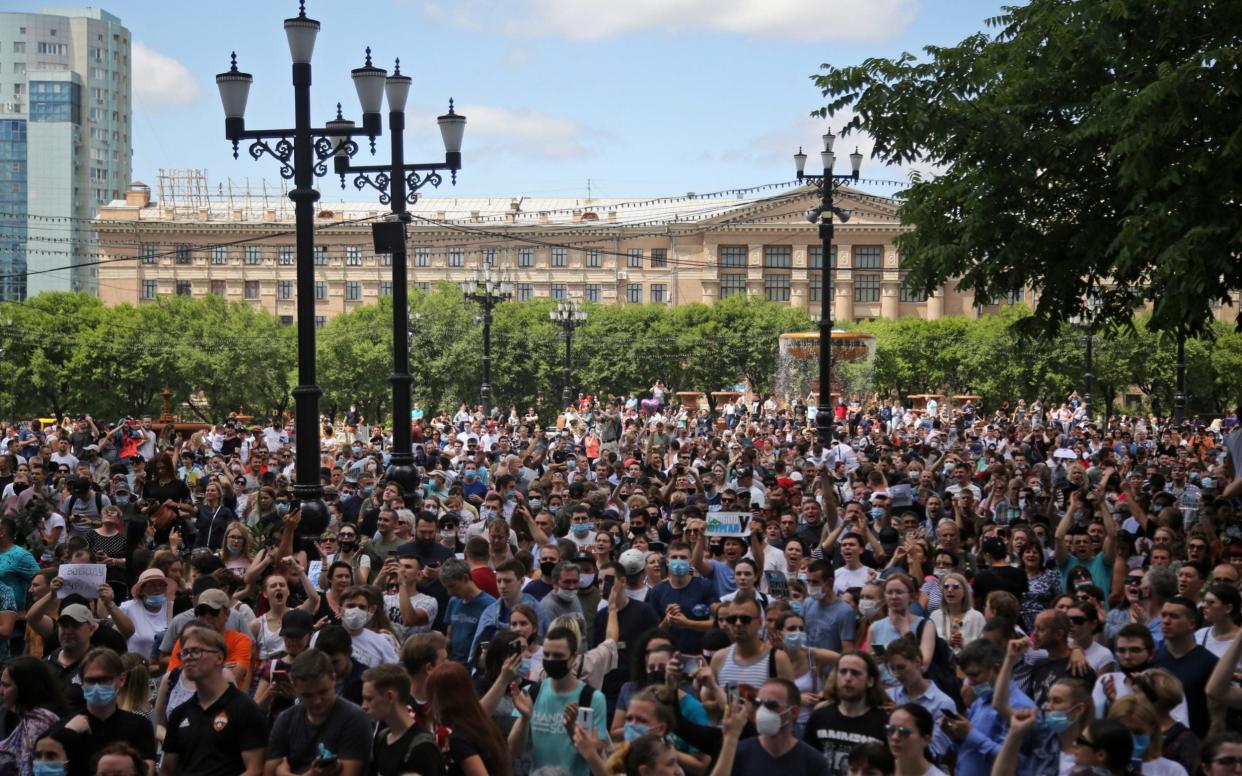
left=1069, top=616, right=1088, bottom=625
left=1075, top=736, right=1102, bottom=750
left=724, top=615, right=755, bottom=625
left=1211, top=757, right=1242, bottom=769
left=1125, top=577, right=1144, bottom=586
left=886, top=724, right=914, bottom=739
left=194, top=605, right=223, bottom=618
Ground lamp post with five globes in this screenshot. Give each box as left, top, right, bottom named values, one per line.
left=460, top=267, right=513, bottom=418
left=550, top=300, right=588, bottom=409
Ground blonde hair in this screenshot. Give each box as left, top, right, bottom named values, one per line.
left=1108, top=693, right=1162, bottom=757
left=550, top=614, right=583, bottom=652
left=1131, top=669, right=1183, bottom=716
left=940, top=572, right=975, bottom=612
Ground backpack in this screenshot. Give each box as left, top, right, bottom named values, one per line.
left=916, top=619, right=964, bottom=711
left=65, top=489, right=104, bottom=516
left=529, top=677, right=598, bottom=714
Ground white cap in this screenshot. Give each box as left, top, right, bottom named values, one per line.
left=619, top=548, right=647, bottom=577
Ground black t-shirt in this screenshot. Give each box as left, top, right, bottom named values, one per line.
left=143, top=477, right=192, bottom=505
left=592, top=597, right=660, bottom=718
left=266, top=697, right=372, bottom=772
left=802, top=704, right=888, bottom=776
left=372, top=723, right=443, bottom=776
left=445, top=729, right=481, bottom=776
left=1021, top=656, right=1096, bottom=709
left=56, top=708, right=156, bottom=776
left=164, top=684, right=268, bottom=776
left=732, top=737, right=829, bottom=776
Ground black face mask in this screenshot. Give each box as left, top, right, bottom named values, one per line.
left=1121, top=660, right=1151, bottom=676
left=543, top=658, right=571, bottom=680
left=646, top=669, right=666, bottom=687
left=540, top=560, right=557, bottom=578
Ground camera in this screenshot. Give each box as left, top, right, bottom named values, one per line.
left=507, top=640, right=524, bottom=657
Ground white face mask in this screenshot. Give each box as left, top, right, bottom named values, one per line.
left=341, top=607, right=369, bottom=631
left=755, top=705, right=785, bottom=736
left=858, top=599, right=880, bottom=618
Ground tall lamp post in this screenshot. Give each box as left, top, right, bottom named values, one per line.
left=1174, top=332, right=1187, bottom=424
left=215, top=1, right=383, bottom=535
left=550, top=300, right=587, bottom=409
left=460, top=266, right=513, bottom=417
left=794, top=130, right=863, bottom=450
left=1077, top=292, right=1101, bottom=424
left=328, top=57, right=466, bottom=493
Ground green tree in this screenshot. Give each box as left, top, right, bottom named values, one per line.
left=812, top=0, right=1242, bottom=338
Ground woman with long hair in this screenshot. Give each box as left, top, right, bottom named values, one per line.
left=141, top=451, right=193, bottom=542
left=218, top=521, right=254, bottom=574
left=856, top=580, right=886, bottom=649
left=887, top=703, right=946, bottom=776
left=427, top=661, right=512, bottom=776
left=251, top=567, right=320, bottom=661
left=773, top=610, right=840, bottom=733
left=1195, top=584, right=1241, bottom=659
left=0, top=657, right=67, bottom=776
left=930, top=571, right=986, bottom=655
left=117, top=652, right=152, bottom=722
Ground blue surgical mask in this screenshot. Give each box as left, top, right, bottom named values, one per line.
left=1131, top=733, right=1151, bottom=760
left=870, top=507, right=885, bottom=521
left=1044, top=710, right=1072, bottom=734
left=782, top=631, right=807, bottom=651
left=145, top=594, right=167, bottom=608
left=33, top=763, right=67, bottom=776
left=668, top=559, right=691, bottom=577
left=115, top=494, right=130, bottom=505
left=624, top=722, right=650, bottom=742
left=789, top=601, right=803, bottom=615
left=362, top=487, right=374, bottom=496
left=83, top=683, right=117, bottom=707
left=572, top=523, right=591, bottom=536
left=971, top=681, right=993, bottom=698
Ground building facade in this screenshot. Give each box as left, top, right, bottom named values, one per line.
left=0, top=7, right=131, bottom=300
left=95, top=180, right=1022, bottom=323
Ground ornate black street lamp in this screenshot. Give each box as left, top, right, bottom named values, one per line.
left=215, top=1, right=382, bottom=534
left=550, top=300, right=587, bottom=409
left=460, top=267, right=513, bottom=418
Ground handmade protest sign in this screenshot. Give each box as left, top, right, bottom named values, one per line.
left=706, top=512, right=750, bottom=537
left=57, top=563, right=106, bottom=599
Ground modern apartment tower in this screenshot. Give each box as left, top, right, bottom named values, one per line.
left=0, top=8, right=131, bottom=299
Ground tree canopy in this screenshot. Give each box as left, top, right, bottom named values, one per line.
left=812, top=0, right=1242, bottom=338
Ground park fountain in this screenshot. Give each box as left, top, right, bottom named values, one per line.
left=774, top=330, right=876, bottom=406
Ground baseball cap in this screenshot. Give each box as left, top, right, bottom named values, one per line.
left=195, top=588, right=231, bottom=612
left=59, top=604, right=97, bottom=625
left=618, top=548, right=646, bottom=577
left=280, top=608, right=314, bottom=638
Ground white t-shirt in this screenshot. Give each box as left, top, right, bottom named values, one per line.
left=1141, top=758, right=1188, bottom=776
left=384, top=591, right=438, bottom=643
left=43, top=512, right=67, bottom=547
left=1195, top=626, right=1242, bottom=669
left=1092, top=671, right=1188, bottom=726
left=746, top=544, right=789, bottom=594
left=119, top=598, right=171, bottom=658
left=1082, top=640, right=1115, bottom=673
left=834, top=564, right=878, bottom=594
left=315, top=627, right=397, bottom=668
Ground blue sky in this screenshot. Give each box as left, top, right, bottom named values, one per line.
left=110, top=0, right=1007, bottom=202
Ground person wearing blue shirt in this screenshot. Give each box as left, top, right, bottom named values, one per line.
left=0, top=517, right=40, bottom=609
left=440, top=558, right=496, bottom=664
left=470, top=559, right=548, bottom=660
left=801, top=560, right=858, bottom=651
left=646, top=540, right=716, bottom=655
left=944, top=638, right=1036, bottom=776
left=689, top=521, right=742, bottom=599
left=884, top=639, right=956, bottom=761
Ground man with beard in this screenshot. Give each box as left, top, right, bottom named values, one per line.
left=1091, top=623, right=1188, bottom=724
left=802, top=651, right=889, bottom=776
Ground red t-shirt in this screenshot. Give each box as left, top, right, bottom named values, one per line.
left=471, top=566, right=498, bottom=598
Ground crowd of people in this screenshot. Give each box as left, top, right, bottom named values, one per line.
left=0, top=391, right=1240, bottom=776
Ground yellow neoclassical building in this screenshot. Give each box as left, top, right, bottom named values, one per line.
left=94, top=176, right=1019, bottom=324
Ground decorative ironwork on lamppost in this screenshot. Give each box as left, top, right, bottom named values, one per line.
left=214, top=1, right=383, bottom=535
left=550, top=300, right=588, bottom=409
left=460, top=266, right=513, bottom=418
left=327, top=56, right=466, bottom=494
left=793, top=129, right=863, bottom=451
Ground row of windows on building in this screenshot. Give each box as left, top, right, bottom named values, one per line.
left=136, top=243, right=883, bottom=270
left=139, top=279, right=676, bottom=305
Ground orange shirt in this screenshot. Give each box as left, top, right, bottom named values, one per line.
left=167, top=628, right=253, bottom=675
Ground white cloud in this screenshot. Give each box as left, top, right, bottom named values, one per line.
left=411, top=104, right=603, bottom=161
left=132, top=42, right=200, bottom=109
left=425, top=0, right=918, bottom=42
